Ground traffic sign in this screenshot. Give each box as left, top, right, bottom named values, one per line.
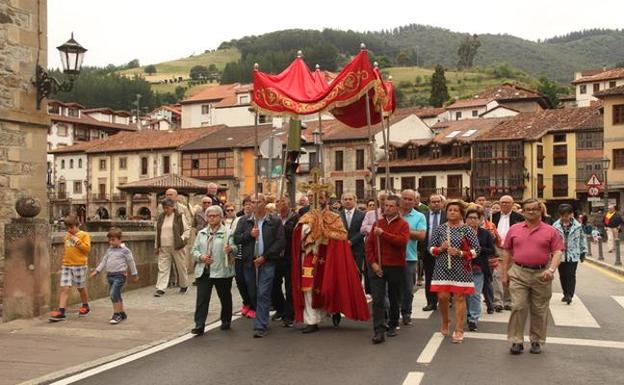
left=588, top=186, right=600, bottom=197
left=586, top=173, right=602, bottom=186
left=588, top=197, right=601, bottom=202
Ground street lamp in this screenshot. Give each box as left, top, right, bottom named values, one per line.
left=602, top=156, right=611, bottom=210
left=32, top=33, right=87, bottom=109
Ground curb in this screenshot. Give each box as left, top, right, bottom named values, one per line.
left=585, top=257, right=624, bottom=276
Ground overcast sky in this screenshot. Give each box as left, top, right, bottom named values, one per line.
left=48, top=0, right=623, bottom=69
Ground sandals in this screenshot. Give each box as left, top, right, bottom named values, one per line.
left=440, top=321, right=450, bottom=336
left=452, top=330, right=464, bottom=344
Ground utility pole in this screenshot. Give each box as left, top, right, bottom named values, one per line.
left=134, top=93, right=142, bottom=130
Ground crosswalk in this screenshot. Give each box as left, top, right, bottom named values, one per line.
left=410, top=290, right=624, bottom=328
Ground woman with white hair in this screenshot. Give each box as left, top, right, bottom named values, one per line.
left=190, top=205, right=236, bottom=335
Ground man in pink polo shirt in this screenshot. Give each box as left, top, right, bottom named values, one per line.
left=501, top=198, right=563, bottom=355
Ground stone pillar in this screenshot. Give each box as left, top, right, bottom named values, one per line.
left=3, top=198, right=50, bottom=321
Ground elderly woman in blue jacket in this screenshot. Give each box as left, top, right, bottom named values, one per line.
left=190, top=205, right=236, bottom=335
left=552, top=204, right=588, bottom=305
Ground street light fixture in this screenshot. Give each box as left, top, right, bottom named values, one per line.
left=32, top=33, right=87, bottom=109
left=602, top=156, right=611, bottom=209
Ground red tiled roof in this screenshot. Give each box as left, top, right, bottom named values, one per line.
left=476, top=83, right=542, bottom=100
left=50, top=114, right=136, bottom=132
left=117, top=174, right=210, bottom=193
left=478, top=106, right=602, bottom=141
left=387, top=155, right=471, bottom=168
left=594, top=85, right=624, bottom=98
left=48, top=137, right=110, bottom=154
left=571, top=68, right=624, bottom=84
left=432, top=118, right=509, bottom=144
left=48, top=100, right=86, bottom=109
left=446, top=98, right=492, bottom=109
left=85, top=126, right=222, bottom=153
left=180, top=124, right=287, bottom=151
left=181, top=83, right=241, bottom=104
left=412, top=107, right=446, bottom=118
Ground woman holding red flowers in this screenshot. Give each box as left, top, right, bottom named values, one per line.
left=429, top=200, right=480, bottom=343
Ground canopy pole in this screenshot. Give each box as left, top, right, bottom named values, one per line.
left=365, top=91, right=381, bottom=268
left=318, top=112, right=324, bottom=179
left=383, top=115, right=391, bottom=194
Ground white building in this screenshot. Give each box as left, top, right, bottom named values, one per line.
left=572, top=68, right=624, bottom=107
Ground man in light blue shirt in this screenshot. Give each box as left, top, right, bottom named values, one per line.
left=399, top=189, right=427, bottom=325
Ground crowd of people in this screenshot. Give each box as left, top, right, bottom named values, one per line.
left=50, top=180, right=605, bottom=354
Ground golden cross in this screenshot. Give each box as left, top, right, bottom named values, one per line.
left=297, top=167, right=333, bottom=209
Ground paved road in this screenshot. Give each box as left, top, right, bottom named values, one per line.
left=60, top=262, right=624, bottom=385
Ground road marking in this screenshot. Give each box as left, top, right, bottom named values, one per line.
left=417, top=332, right=445, bottom=363
left=411, top=292, right=433, bottom=319
left=402, top=372, right=424, bottom=385
left=49, top=316, right=241, bottom=385
left=584, top=262, right=624, bottom=283
left=550, top=293, right=599, bottom=328
left=479, top=303, right=510, bottom=324
left=463, top=332, right=624, bottom=349
left=612, top=296, right=624, bottom=309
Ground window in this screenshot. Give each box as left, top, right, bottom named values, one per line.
left=141, top=157, right=149, bottom=175
left=577, top=131, right=603, bottom=150
left=593, top=83, right=600, bottom=93
left=472, top=110, right=478, bottom=117
left=613, top=149, right=624, bottom=169
left=309, top=152, right=317, bottom=167
left=258, top=115, right=272, bottom=124
left=401, top=176, right=416, bottom=190
left=335, top=180, right=343, bottom=199
left=553, top=144, right=567, bottom=166
left=553, top=175, right=568, bottom=197
left=238, top=95, right=249, bottom=104
left=119, top=157, right=127, bottom=170
left=69, top=159, right=74, bottom=169
left=201, top=104, right=211, bottom=115
left=431, top=145, right=441, bottom=159
left=68, top=108, right=79, bottom=117
left=356, top=149, right=365, bottom=170
left=380, top=177, right=394, bottom=191
left=99, top=158, right=107, bottom=171
left=78, top=158, right=82, bottom=168
left=553, top=133, right=566, bottom=143
left=356, top=179, right=365, bottom=200
left=537, top=174, right=544, bottom=198
left=610, top=81, right=617, bottom=88
left=56, top=124, right=68, bottom=136
left=217, top=157, right=226, bottom=168
left=335, top=150, right=343, bottom=171
left=455, top=111, right=462, bottom=120
left=61, top=159, right=65, bottom=169
left=579, top=85, right=587, bottom=94
left=613, top=105, right=624, bottom=125
left=73, top=181, right=82, bottom=194
left=537, top=145, right=544, bottom=168
left=191, top=159, right=200, bottom=169
left=163, top=155, right=171, bottom=174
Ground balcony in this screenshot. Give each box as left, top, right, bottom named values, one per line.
left=112, top=193, right=128, bottom=202
left=132, top=194, right=150, bottom=202
left=51, top=192, right=69, bottom=201
left=418, top=187, right=471, bottom=201
left=90, top=193, right=110, bottom=202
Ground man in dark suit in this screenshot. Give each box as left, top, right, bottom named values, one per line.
left=340, top=193, right=366, bottom=278
left=491, top=195, right=524, bottom=312
left=422, top=193, right=446, bottom=311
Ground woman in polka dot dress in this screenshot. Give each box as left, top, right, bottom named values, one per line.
left=429, top=200, right=480, bottom=343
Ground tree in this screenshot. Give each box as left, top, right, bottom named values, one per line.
left=174, top=86, right=186, bottom=100
left=396, top=51, right=409, bottom=66
left=429, top=64, right=450, bottom=107
left=144, top=65, right=157, bottom=75
left=537, top=77, right=569, bottom=108
left=457, top=34, right=481, bottom=69
left=189, top=65, right=209, bottom=80
left=126, top=59, right=140, bottom=69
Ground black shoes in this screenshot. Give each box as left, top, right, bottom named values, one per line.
left=372, top=331, right=385, bottom=344
left=179, top=287, right=188, bottom=294
left=302, top=324, right=319, bottom=334
left=402, top=317, right=413, bottom=326
left=486, top=308, right=494, bottom=314
left=494, top=305, right=503, bottom=313
left=468, top=321, right=477, bottom=331
left=562, top=296, right=572, bottom=305
left=191, top=327, right=204, bottom=336
left=282, top=320, right=294, bottom=328
left=510, top=343, right=524, bottom=355
left=386, top=328, right=398, bottom=337
left=422, top=304, right=437, bottom=311
left=530, top=342, right=542, bottom=354
left=220, top=323, right=231, bottom=330
left=332, top=313, right=342, bottom=327
left=504, top=305, right=512, bottom=311
left=154, top=290, right=165, bottom=297
left=253, top=329, right=267, bottom=338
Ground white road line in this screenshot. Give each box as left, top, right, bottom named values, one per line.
left=411, top=292, right=433, bottom=319
left=463, top=332, right=624, bottom=349
left=417, top=332, right=445, bottom=364
left=479, top=302, right=510, bottom=324
left=402, top=372, right=424, bottom=385
left=612, top=296, right=624, bottom=309
left=50, top=316, right=241, bottom=385
left=549, top=292, right=599, bottom=328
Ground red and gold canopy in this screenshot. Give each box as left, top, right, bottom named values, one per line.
left=252, top=49, right=395, bottom=128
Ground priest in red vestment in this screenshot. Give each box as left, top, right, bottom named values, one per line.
left=291, top=193, right=370, bottom=333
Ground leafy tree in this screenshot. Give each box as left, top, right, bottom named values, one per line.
left=208, top=64, right=218, bottom=72
left=396, top=51, right=409, bottom=66
left=429, top=64, right=450, bottom=107
left=144, top=65, right=157, bottom=75
left=189, top=65, right=210, bottom=80
left=457, top=34, right=481, bottom=69
left=126, top=59, right=140, bottom=69
left=537, top=77, right=569, bottom=108
left=174, top=86, right=186, bottom=100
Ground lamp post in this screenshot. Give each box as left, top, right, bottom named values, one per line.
left=602, top=156, right=611, bottom=213
left=32, top=33, right=87, bottom=109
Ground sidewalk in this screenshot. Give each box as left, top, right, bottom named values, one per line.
left=585, top=239, right=624, bottom=275
left=0, top=283, right=243, bottom=385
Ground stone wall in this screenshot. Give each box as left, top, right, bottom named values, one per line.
left=0, top=0, right=50, bottom=318
left=49, top=231, right=158, bottom=307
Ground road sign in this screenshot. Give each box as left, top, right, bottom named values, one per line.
left=586, top=173, right=601, bottom=186
left=588, top=186, right=600, bottom=197
left=588, top=197, right=601, bottom=202
left=259, top=137, right=282, bottom=159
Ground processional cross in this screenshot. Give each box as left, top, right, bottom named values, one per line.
left=297, top=167, right=333, bottom=209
